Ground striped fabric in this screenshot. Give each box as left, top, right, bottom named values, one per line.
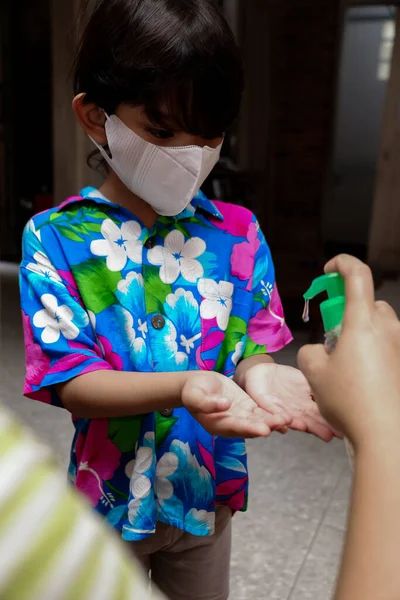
left=0, top=407, right=163, bottom=600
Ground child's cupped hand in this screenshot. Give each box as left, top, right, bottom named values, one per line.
left=182, top=372, right=293, bottom=438
left=242, top=363, right=341, bottom=442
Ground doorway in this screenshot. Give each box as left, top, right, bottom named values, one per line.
left=323, top=5, right=396, bottom=261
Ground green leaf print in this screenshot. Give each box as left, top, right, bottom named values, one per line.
left=82, top=222, right=103, bottom=233
left=54, top=224, right=85, bottom=242
left=143, top=266, right=172, bottom=315
left=243, top=339, right=267, bottom=359
left=50, top=212, right=63, bottom=221
left=253, top=292, right=267, bottom=308
left=71, top=258, right=122, bottom=314
left=216, top=317, right=247, bottom=373
left=158, top=227, right=171, bottom=240
left=184, top=216, right=213, bottom=230
left=155, top=413, right=178, bottom=450
left=174, top=222, right=191, bottom=238
left=108, top=416, right=144, bottom=453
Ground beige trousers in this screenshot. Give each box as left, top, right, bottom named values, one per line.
left=131, top=506, right=232, bottom=600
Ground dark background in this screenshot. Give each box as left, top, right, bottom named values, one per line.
left=1, top=0, right=399, bottom=329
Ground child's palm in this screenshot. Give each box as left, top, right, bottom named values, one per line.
left=182, top=373, right=292, bottom=439
left=244, top=363, right=338, bottom=442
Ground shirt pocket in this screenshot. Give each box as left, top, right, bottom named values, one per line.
left=198, top=280, right=254, bottom=374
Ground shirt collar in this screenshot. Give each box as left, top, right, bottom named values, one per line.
left=57, top=187, right=224, bottom=222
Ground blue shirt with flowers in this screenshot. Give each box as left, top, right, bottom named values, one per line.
left=20, top=186, right=292, bottom=541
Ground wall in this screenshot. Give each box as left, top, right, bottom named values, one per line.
left=264, top=0, right=343, bottom=327
left=323, top=6, right=394, bottom=247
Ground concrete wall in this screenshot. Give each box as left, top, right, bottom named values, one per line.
left=323, top=6, right=394, bottom=245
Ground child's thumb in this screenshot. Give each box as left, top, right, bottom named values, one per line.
left=182, top=374, right=232, bottom=414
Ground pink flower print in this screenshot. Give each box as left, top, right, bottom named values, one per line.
left=211, top=202, right=253, bottom=238
left=248, top=285, right=293, bottom=352
left=22, top=311, right=51, bottom=388
left=97, top=335, right=124, bottom=371
left=75, top=420, right=121, bottom=508
left=58, top=196, right=83, bottom=210
left=231, top=222, right=260, bottom=289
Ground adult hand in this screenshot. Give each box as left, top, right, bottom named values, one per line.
left=181, top=372, right=293, bottom=438
left=297, top=254, right=400, bottom=449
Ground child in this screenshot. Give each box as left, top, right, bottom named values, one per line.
left=20, top=1, right=335, bottom=598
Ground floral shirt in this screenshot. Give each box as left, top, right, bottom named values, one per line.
left=20, top=186, right=292, bottom=542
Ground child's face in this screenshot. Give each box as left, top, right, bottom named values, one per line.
left=73, top=95, right=223, bottom=150
left=116, top=104, right=223, bottom=149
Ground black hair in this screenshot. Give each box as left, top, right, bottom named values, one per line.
left=73, top=0, right=244, bottom=141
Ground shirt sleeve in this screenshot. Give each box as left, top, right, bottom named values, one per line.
left=20, top=220, right=113, bottom=407
left=0, top=403, right=164, bottom=600
left=243, top=223, right=293, bottom=359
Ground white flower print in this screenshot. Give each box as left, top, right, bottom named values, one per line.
left=126, top=445, right=154, bottom=524
left=26, top=251, right=62, bottom=284
left=261, top=280, right=273, bottom=298
left=147, top=230, right=206, bottom=284
left=198, top=279, right=234, bottom=331
left=155, top=452, right=179, bottom=503
left=90, top=219, right=143, bottom=272
left=117, top=271, right=144, bottom=294
left=117, top=273, right=148, bottom=339
left=120, top=308, right=147, bottom=355
left=165, top=289, right=201, bottom=355
left=187, top=509, right=215, bottom=535
left=232, top=340, right=246, bottom=366
left=27, top=218, right=41, bottom=242
left=33, top=294, right=79, bottom=344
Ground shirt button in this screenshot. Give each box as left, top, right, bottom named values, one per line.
left=151, top=314, right=165, bottom=330
left=160, top=408, right=173, bottom=418
left=145, top=237, right=155, bottom=249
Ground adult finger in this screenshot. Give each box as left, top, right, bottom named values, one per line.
left=324, top=254, right=375, bottom=320
left=297, top=344, right=327, bottom=384
left=375, top=300, right=399, bottom=321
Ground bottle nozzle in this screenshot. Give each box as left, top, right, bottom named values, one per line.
left=303, top=273, right=346, bottom=333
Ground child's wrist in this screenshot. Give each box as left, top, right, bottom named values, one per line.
left=235, top=355, right=275, bottom=390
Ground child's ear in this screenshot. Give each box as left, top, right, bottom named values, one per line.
left=72, top=93, right=107, bottom=144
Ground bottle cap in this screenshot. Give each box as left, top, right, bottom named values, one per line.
left=303, top=273, right=346, bottom=333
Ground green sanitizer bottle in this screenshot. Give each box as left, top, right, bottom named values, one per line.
left=303, top=273, right=354, bottom=466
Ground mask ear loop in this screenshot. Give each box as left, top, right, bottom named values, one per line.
left=100, top=110, right=112, bottom=158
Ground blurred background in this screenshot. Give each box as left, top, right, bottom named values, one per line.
left=1, top=0, right=400, bottom=327
left=1, top=1, right=400, bottom=599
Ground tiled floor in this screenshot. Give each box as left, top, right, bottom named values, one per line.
left=3, top=263, right=398, bottom=599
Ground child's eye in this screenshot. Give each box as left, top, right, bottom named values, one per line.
left=148, top=128, right=175, bottom=140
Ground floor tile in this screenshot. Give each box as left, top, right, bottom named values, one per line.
left=231, top=510, right=319, bottom=600
left=246, top=434, right=347, bottom=523
left=288, top=524, right=345, bottom=600
left=323, top=468, right=352, bottom=532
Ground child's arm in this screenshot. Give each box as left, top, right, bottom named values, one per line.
left=58, top=370, right=190, bottom=418
left=60, top=369, right=292, bottom=438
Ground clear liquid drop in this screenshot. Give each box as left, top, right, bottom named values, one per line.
left=302, top=299, right=310, bottom=323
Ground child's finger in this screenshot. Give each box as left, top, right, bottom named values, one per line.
left=182, top=374, right=233, bottom=414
